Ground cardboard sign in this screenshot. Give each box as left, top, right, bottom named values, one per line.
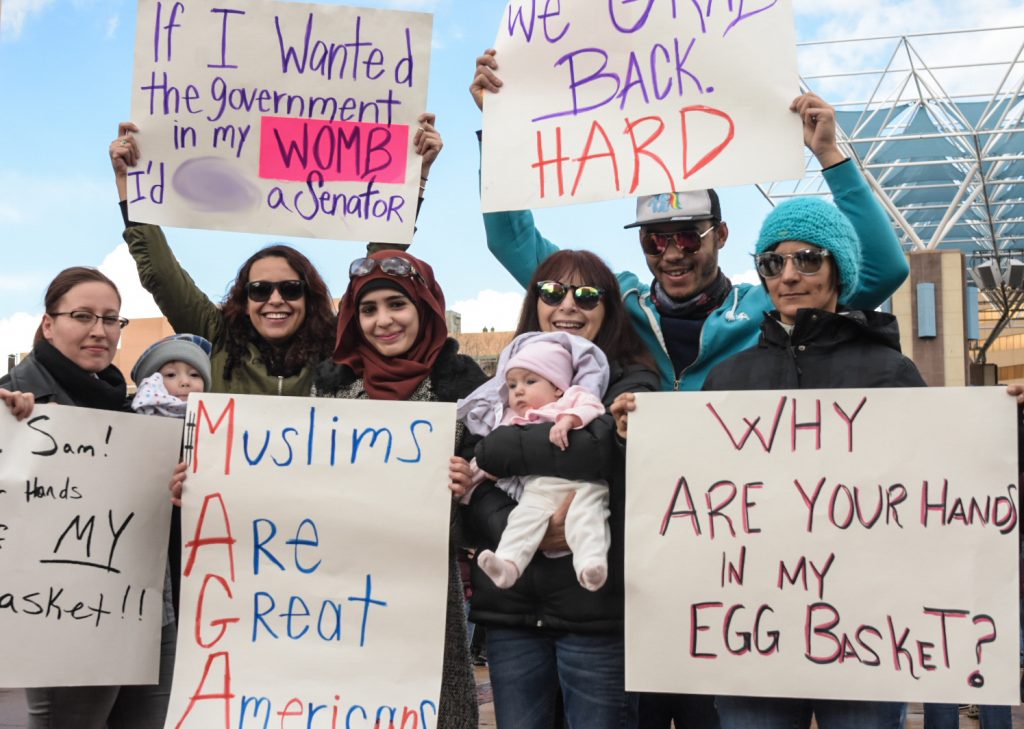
left=129, top=0, right=432, bottom=243
left=165, top=393, right=456, bottom=729
left=625, top=388, right=1019, bottom=704
left=0, top=405, right=180, bottom=687
left=481, top=0, right=805, bottom=212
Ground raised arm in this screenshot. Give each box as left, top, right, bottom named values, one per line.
left=792, top=93, right=909, bottom=308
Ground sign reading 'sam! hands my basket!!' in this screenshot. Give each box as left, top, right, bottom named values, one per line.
left=480, top=0, right=805, bottom=212
left=129, top=0, right=431, bottom=243
left=164, top=393, right=455, bottom=729
left=0, top=404, right=181, bottom=687
left=625, top=387, right=1020, bottom=704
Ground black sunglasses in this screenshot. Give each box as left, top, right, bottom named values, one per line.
left=754, top=249, right=832, bottom=278
left=245, top=279, right=305, bottom=302
left=640, top=226, right=715, bottom=256
left=536, top=280, right=605, bottom=311
left=349, top=256, right=420, bottom=279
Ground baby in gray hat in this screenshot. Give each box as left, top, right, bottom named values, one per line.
left=131, top=334, right=212, bottom=418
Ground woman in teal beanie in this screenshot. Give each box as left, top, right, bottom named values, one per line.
left=703, top=196, right=925, bottom=727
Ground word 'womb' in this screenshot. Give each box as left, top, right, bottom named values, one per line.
left=186, top=399, right=435, bottom=475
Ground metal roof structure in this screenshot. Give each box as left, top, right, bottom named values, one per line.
left=759, top=26, right=1024, bottom=361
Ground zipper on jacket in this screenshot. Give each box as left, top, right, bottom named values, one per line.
left=277, top=376, right=284, bottom=396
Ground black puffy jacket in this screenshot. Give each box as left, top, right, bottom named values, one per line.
left=464, top=361, right=659, bottom=633
left=702, top=308, right=926, bottom=391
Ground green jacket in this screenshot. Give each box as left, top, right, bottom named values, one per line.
left=123, top=223, right=316, bottom=396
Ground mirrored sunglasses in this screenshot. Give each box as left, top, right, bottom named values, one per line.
left=349, top=256, right=419, bottom=279
left=754, top=249, right=832, bottom=278
left=536, top=280, right=605, bottom=311
left=245, top=279, right=306, bottom=302
left=640, top=226, right=715, bottom=256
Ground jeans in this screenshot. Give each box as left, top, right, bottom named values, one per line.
left=923, top=703, right=1013, bottom=729
left=26, top=621, right=176, bottom=729
left=716, top=695, right=905, bottom=729
left=486, top=626, right=637, bottom=729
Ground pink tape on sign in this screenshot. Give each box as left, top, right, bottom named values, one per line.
left=259, top=116, right=410, bottom=184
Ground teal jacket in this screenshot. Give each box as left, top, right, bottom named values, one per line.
left=483, top=160, right=909, bottom=391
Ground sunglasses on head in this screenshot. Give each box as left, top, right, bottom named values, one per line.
left=640, top=226, right=716, bottom=256
left=536, top=280, right=605, bottom=311
left=349, top=256, right=419, bottom=279
left=245, top=280, right=305, bottom=302
left=754, top=249, right=832, bottom=278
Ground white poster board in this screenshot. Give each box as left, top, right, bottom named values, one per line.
left=129, top=0, right=432, bottom=244
left=165, top=393, right=455, bottom=729
left=0, top=405, right=181, bottom=687
left=625, top=387, right=1020, bottom=704
left=481, top=0, right=805, bottom=212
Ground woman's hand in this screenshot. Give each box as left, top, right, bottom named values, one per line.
left=169, top=460, right=187, bottom=507
left=610, top=392, right=636, bottom=439
left=448, top=456, right=474, bottom=500
left=469, top=48, right=501, bottom=111
left=110, top=121, right=140, bottom=203
left=0, top=389, right=35, bottom=420
left=1006, top=384, right=1024, bottom=404
left=414, top=112, right=443, bottom=180
left=538, top=492, right=573, bottom=551
left=790, top=92, right=844, bottom=169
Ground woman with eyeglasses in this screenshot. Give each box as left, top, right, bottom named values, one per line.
left=448, top=249, right=659, bottom=729
left=311, top=249, right=488, bottom=729
left=0, top=267, right=177, bottom=729
left=108, top=113, right=442, bottom=395
left=699, top=197, right=924, bottom=728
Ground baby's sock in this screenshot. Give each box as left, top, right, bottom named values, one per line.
left=478, top=550, right=520, bottom=589
left=579, top=562, right=607, bottom=592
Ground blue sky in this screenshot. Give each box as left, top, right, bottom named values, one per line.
left=1, top=0, right=1022, bottom=354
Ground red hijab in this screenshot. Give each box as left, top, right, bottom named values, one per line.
left=333, top=250, right=448, bottom=401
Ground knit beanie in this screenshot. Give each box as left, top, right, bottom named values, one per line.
left=131, top=334, right=213, bottom=390
left=755, top=197, right=861, bottom=304
left=504, top=340, right=574, bottom=393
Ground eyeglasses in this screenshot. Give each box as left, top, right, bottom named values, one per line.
left=754, top=249, right=832, bottom=278
left=49, top=311, right=129, bottom=329
left=349, top=256, right=420, bottom=280
left=245, top=280, right=306, bottom=302
left=536, top=281, right=605, bottom=311
left=640, top=226, right=716, bottom=256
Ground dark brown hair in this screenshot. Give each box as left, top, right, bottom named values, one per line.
left=34, top=267, right=121, bottom=345
left=220, top=245, right=336, bottom=380
left=515, top=250, right=656, bottom=371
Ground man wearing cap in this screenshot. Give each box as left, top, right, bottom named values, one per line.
left=473, top=79, right=908, bottom=394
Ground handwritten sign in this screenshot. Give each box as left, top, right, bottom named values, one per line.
left=129, top=0, right=432, bottom=243
left=165, top=393, right=455, bottom=729
left=0, top=405, right=181, bottom=687
left=480, top=0, right=805, bottom=212
left=625, top=388, right=1019, bottom=703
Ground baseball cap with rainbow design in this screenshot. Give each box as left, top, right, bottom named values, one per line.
left=624, top=189, right=721, bottom=229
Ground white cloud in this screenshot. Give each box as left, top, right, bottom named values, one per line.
left=0, top=311, right=40, bottom=358
left=728, top=268, right=762, bottom=287
left=450, top=290, right=524, bottom=333
left=98, top=244, right=162, bottom=319
left=0, top=0, right=55, bottom=40
left=104, top=13, right=119, bottom=39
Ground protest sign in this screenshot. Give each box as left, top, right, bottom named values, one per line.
left=481, top=0, right=805, bottom=212
left=129, top=0, right=432, bottom=243
left=0, top=405, right=180, bottom=687
left=625, top=387, right=1019, bottom=703
left=165, top=393, right=455, bottom=729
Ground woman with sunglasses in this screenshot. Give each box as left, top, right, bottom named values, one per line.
left=698, top=197, right=924, bottom=728
left=312, top=250, right=488, bottom=729
left=0, top=267, right=177, bottom=729
left=107, top=113, right=443, bottom=395
left=450, top=249, right=659, bottom=729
